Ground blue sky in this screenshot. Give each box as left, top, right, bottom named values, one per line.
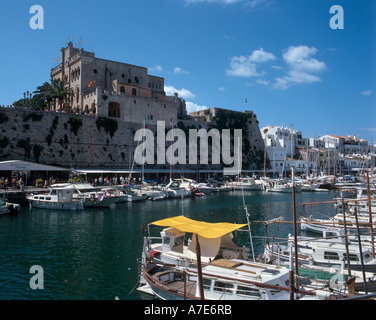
left=0, top=0, right=375, bottom=143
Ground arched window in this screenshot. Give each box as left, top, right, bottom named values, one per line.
left=120, top=86, right=125, bottom=93
left=132, top=88, right=137, bottom=96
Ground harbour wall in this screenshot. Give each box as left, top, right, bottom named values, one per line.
left=0, top=108, right=266, bottom=173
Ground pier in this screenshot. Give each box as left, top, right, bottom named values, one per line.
left=0, top=187, right=47, bottom=206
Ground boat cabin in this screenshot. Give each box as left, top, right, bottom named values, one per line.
left=31, top=187, right=75, bottom=202
left=160, top=227, right=185, bottom=254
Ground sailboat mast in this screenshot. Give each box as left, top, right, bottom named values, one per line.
left=291, top=166, right=299, bottom=290
left=366, top=171, right=375, bottom=259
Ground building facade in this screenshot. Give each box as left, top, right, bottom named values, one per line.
left=318, top=135, right=369, bottom=154
left=50, top=42, right=186, bottom=126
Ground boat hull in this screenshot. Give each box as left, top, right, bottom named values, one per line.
left=82, top=197, right=117, bottom=208
left=232, top=185, right=263, bottom=191
left=28, top=199, right=84, bottom=211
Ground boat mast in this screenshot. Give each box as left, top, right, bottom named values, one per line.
left=239, top=136, right=256, bottom=262
left=263, top=128, right=268, bottom=178
left=366, top=171, right=375, bottom=259
left=195, top=233, right=205, bottom=300
left=291, top=166, right=299, bottom=291
left=353, top=205, right=368, bottom=294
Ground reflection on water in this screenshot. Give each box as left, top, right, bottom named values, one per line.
left=0, top=190, right=338, bottom=300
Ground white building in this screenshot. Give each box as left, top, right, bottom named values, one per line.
left=319, top=135, right=369, bottom=154
left=260, top=125, right=312, bottom=176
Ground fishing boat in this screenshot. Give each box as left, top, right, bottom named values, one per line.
left=27, top=187, right=84, bottom=211
left=51, top=181, right=119, bottom=208
left=142, top=259, right=297, bottom=300
left=140, top=216, right=250, bottom=268
left=138, top=215, right=347, bottom=299
left=0, top=197, right=20, bottom=215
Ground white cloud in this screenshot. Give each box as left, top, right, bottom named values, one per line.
left=249, top=48, right=276, bottom=63
left=283, top=46, right=325, bottom=73
left=174, top=67, right=189, bottom=75
left=273, top=45, right=326, bottom=89
left=226, top=48, right=275, bottom=77
left=186, top=101, right=209, bottom=113
left=362, top=90, right=372, bottom=96
left=149, top=65, right=163, bottom=72
left=256, top=79, right=269, bottom=86
left=165, top=85, right=196, bottom=99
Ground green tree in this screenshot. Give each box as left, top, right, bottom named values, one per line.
left=33, top=79, right=71, bottom=111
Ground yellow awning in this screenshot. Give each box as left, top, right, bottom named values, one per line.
left=150, top=216, right=247, bottom=239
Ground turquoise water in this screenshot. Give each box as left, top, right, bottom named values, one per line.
left=0, top=190, right=338, bottom=300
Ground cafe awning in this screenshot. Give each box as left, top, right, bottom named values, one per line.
left=0, top=160, right=71, bottom=172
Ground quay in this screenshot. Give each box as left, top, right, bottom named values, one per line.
left=0, top=187, right=48, bottom=207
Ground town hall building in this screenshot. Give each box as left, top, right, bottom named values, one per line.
left=50, top=42, right=187, bottom=126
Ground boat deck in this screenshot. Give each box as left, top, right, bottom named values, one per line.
left=166, top=280, right=197, bottom=296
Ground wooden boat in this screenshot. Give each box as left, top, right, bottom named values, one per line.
left=27, top=187, right=84, bottom=211
left=138, top=216, right=348, bottom=300
left=140, top=216, right=250, bottom=269
left=51, top=182, right=119, bottom=208
left=142, top=259, right=296, bottom=300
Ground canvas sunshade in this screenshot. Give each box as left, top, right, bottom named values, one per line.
left=150, top=215, right=247, bottom=239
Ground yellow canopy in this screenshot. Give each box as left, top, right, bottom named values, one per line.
left=150, top=216, right=247, bottom=239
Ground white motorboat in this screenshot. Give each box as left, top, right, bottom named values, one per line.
left=263, top=234, right=376, bottom=273
left=27, top=187, right=84, bottom=211
left=194, top=183, right=219, bottom=194
left=266, top=179, right=301, bottom=193
left=301, top=182, right=320, bottom=192
left=163, top=181, right=190, bottom=198
left=228, top=178, right=264, bottom=191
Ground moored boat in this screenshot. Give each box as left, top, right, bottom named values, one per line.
left=27, top=187, right=84, bottom=211
left=0, top=196, right=21, bottom=215
left=228, top=177, right=264, bottom=191
left=142, top=259, right=296, bottom=300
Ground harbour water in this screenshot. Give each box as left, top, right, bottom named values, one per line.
left=0, top=190, right=338, bottom=300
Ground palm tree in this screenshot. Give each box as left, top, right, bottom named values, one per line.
left=33, top=82, right=53, bottom=109
left=50, top=79, right=71, bottom=110
left=33, top=79, right=71, bottom=111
